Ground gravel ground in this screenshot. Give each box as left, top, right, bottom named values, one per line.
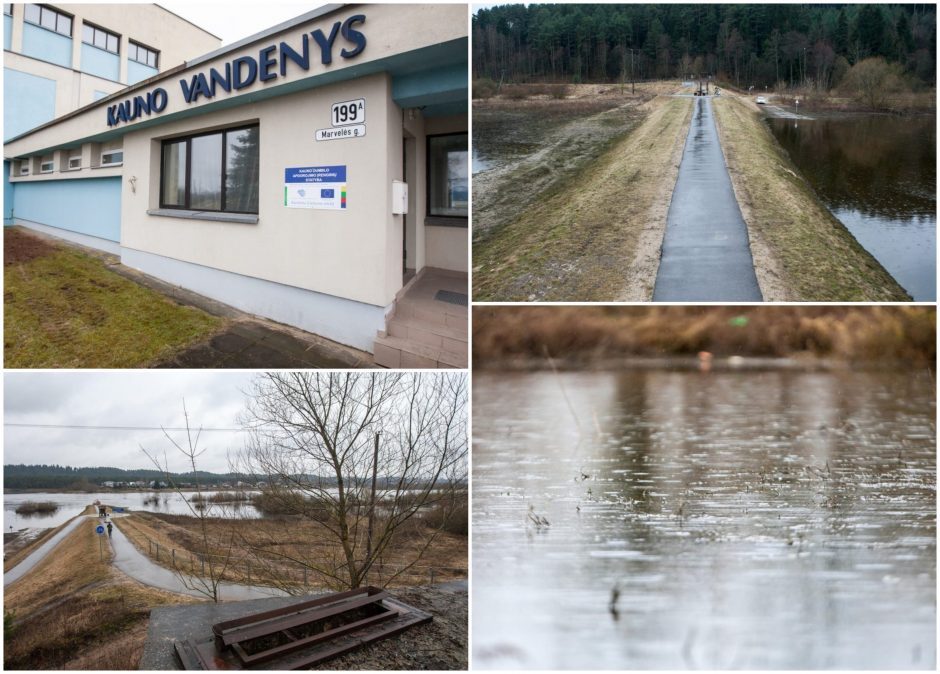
left=142, top=581, right=467, bottom=670
left=312, top=582, right=468, bottom=670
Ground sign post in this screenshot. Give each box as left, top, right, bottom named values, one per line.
left=95, top=524, right=105, bottom=561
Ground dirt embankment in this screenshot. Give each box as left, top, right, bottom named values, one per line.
left=118, top=511, right=467, bottom=591
left=712, top=94, right=910, bottom=301
left=4, top=520, right=195, bottom=670
left=473, top=84, right=692, bottom=301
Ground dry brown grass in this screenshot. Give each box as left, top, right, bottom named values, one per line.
left=4, top=517, right=195, bottom=670
left=472, top=306, right=936, bottom=367
left=712, top=95, right=910, bottom=301
left=117, top=510, right=468, bottom=592
left=474, top=96, right=693, bottom=300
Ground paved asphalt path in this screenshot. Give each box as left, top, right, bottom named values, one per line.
left=4, top=515, right=87, bottom=586
left=653, top=96, right=763, bottom=301
left=5, top=515, right=284, bottom=600
left=109, top=520, right=285, bottom=600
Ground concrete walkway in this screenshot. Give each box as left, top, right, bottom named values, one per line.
left=3, top=515, right=87, bottom=586
left=653, top=96, right=763, bottom=301
left=109, top=521, right=285, bottom=600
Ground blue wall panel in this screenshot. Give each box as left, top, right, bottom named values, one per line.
left=127, top=60, right=158, bottom=85
left=13, top=177, right=122, bottom=242
left=4, top=14, right=12, bottom=51
left=4, top=162, right=14, bottom=225
left=81, top=44, right=119, bottom=81
left=4, top=68, right=57, bottom=140
left=21, top=23, right=72, bottom=67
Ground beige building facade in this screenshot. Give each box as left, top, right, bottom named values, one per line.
left=5, top=4, right=469, bottom=364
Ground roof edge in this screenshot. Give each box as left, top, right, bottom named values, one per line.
left=153, top=3, right=224, bottom=42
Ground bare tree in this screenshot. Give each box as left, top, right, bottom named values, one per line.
left=140, top=401, right=237, bottom=602
left=232, top=372, right=468, bottom=592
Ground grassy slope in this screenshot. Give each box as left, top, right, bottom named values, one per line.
left=4, top=519, right=195, bottom=670
left=474, top=96, right=692, bottom=301
left=711, top=96, right=911, bottom=301
left=119, top=511, right=468, bottom=590
left=4, top=229, right=222, bottom=368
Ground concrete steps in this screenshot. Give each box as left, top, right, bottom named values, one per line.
left=373, top=268, right=468, bottom=369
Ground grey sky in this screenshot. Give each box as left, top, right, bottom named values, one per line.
left=158, top=2, right=324, bottom=46
left=4, top=372, right=259, bottom=473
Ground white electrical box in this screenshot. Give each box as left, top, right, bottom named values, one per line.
left=392, top=180, right=408, bottom=215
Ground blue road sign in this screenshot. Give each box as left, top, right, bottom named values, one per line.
left=96, top=525, right=105, bottom=534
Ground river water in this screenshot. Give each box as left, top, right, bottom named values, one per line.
left=766, top=114, right=936, bottom=301
left=4, top=490, right=262, bottom=531
left=473, top=368, right=936, bottom=669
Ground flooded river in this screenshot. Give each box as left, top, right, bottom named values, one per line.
left=766, top=114, right=936, bottom=301
left=473, top=368, right=936, bottom=669
left=4, top=490, right=261, bottom=531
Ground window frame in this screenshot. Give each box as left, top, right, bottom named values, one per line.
left=24, top=4, right=71, bottom=36
left=425, top=132, right=469, bottom=223
left=40, top=160, right=54, bottom=173
left=159, top=124, right=260, bottom=215
left=100, top=150, right=123, bottom=167
left=128, top=40, right=159, bottom=69
left=82, top=21, right=119, bottom=54
left=18, top=163, right=30, bottom=176
left=68, top=156, right=82, bottom=170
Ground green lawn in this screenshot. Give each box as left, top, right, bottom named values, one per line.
left=4, top=229, right=222, bottom=367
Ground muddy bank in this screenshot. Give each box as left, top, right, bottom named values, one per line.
left=473, top=88, right=654, bottom=239
left=474, top=88, right=691, bottom=301
left=712, top=94, right=910, bottom=301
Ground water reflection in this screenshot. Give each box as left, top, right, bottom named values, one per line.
left=766, top=115, right=936, bottom=300
left=4, top=490, right=262, bottom=531
left=473, top=369, right=936, bottom=669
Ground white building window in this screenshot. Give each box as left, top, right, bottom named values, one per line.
left=100, top=150, right=123, bottom=166
left=68, top=156, right=82, bottom=170
left=40, top=159, right=54, bottom=173
left=160, top=125, right=259, bottom=214
left=82, top=22, right=119, bottom=54
left=24, top=4, right=72, bottom=36
left=19, top=163, right=29, bottom=176
left=428, top=133, right=468, bottom=220
left=129, top=41, right=159, bottom=68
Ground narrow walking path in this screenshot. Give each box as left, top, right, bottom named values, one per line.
left=653, top=96, right=763, bottom=301
left=5, top=513, right=285, bottom=601
left=109, top=521, right=285, bottom=600
left=3, top=515, right=86, bottom=586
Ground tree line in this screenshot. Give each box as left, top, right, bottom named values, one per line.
left=3, top=464, right=239, bottom=490
left=473, top=4, right=936, bottom=91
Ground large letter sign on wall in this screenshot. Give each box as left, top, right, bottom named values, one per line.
left=106, top=14, right=366, bottom=127
left=284, top=166, right=347, bottom=210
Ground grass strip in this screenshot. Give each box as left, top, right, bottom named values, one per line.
left=474, top=96, right=692, bottom=301
left=4, top=229, right=222, bottom=367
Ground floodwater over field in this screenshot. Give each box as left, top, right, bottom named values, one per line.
left=473, top=148, right=493, bottom=174
left=4, top=491, right=262, bottom=531
left=473, top=368, right=936, bottom=670
left=766, top=114, right=936, bottom=301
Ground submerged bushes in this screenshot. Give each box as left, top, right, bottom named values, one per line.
left=14, top=501, right=58, bottom=515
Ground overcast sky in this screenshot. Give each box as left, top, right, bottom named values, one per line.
left=158, top=1, right=321, bottom=46
left=4, top=372, right=259, bottom=473
left=157, top=1, right=471, bottom=47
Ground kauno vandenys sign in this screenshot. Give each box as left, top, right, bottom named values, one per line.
left=106, top=14, right=366, bottom=127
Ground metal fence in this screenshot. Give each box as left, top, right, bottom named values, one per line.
left=142, top=535, right=465, bottom=589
